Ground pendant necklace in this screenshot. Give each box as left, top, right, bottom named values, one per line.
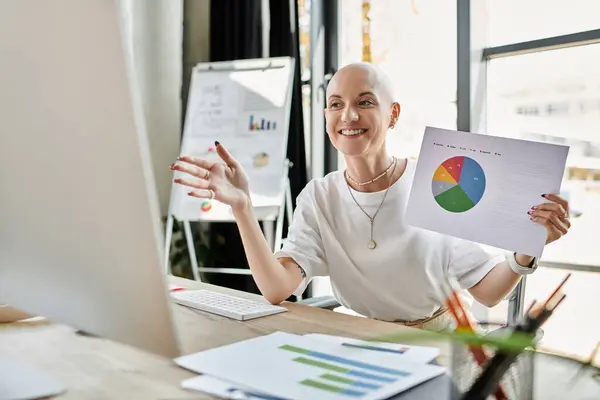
left=345, top=157, right=397, bottom=249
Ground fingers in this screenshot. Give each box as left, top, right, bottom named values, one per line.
left=532, top=202, right=567, bottom=217
left=187, top=189, right=216, bottom=200
left=530, top=211, right=570, bottom=236
left=542, top=193, right=569, bottom=213
left=547, top=214, right=569, bottom=234
left=175, top=176, right=216, bottom=200
left=173, top=176, right=214, bottom=191
left=170, top=161, right=210, bottom=180
left=176, top=155, right=215, bottom=171
left=529, top=193, right=572, bottom=238
left=215, top=141, right=238, bottom=167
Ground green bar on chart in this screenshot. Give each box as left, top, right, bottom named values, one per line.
left=279, top=345, right=312, bottom=355
left=300, top=379, right=366, bottom=397
left=320, top=374, right=354, bottom=384
left=301, top=379, right=345, bottom=393
left=294, top=357, right=349, bottom=373
left=321, top=374, right=383, bottom=390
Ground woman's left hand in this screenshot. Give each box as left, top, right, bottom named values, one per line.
left=529, top=193, right=571, bottom=245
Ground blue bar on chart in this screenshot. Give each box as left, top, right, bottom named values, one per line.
left=320, top=373, right=382, bottom=390
left=300, top=379, right=366, bottom=397
left=279, top=345, right=411, bottom=377
left=341, top=342, right=409, bottom=355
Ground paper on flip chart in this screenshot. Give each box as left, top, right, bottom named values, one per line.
left=406, top=127, right=569, bottom=258
left=303, top=334, right=440, bottom=364
left=174, top=331, right=445, bottom=400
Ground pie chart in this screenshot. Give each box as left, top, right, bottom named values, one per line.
left=432, top=156, right=486, bottom=213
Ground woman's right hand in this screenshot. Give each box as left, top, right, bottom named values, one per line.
left=171, top=141, right=251, bottom=212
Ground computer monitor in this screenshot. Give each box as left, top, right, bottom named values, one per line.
left=0, top=0, right=180, bottom=364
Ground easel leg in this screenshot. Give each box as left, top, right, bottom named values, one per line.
left=274, top=178, right=294, bottom=252
left=274, top=205, right=286, bottom=253
left=263, top=220, right=275, bottom=253
left=183, top=220, right=201, bottom=281
left=285, top=177, right=293, bottom=224
left=164, top=215, right=174, bottom=275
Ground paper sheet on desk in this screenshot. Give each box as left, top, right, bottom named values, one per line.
left=303, top=334, right=440, bottom=364
left=175, top=331, right=445, bottom=400
left=182, top=375, right=280, bottom=400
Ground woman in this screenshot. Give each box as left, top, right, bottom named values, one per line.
left=171, top=62, right=570, bottom=393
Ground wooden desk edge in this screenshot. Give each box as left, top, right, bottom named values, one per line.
left=0, top=276, right=452, bottom=399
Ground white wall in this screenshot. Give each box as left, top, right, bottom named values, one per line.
left=120, top=0, right=184, bottom=217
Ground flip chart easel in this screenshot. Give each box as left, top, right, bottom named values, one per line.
left=164, top=57, right=295, bottom=284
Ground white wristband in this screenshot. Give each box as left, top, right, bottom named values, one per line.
left=506, top=251, right=538, bottom=275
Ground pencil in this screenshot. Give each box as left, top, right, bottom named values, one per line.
left=442, top=279, right=507, bottom=400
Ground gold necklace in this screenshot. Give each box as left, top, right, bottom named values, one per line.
left=345, top=157, right=397, bottom=249
left=346, top=157, right=396, bottom=186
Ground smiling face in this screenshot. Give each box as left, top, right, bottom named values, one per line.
left=324, top=63, right=400, bottom=158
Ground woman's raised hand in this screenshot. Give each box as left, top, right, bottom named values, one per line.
left=171, top=141, right=251, bottom=211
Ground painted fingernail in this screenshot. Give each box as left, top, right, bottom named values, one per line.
left=531, top=206, right=537, bottom=210
left=173, top=178, right=180, bottom=183
left=527, top=210, right=534, bottom=215
left=542, top=193, right=547, bottom=197
left=169, top=164, right=176, bottom=170
left=214, top=140, right=221, bottom=146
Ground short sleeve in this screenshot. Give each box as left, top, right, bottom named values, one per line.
left=448, top=238, right=506, bottom=289
left=274, top=181, right=329, bottom=296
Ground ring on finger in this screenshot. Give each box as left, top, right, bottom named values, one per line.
left=209, top=190, right=215, bottom=200
left=204, top=170, right=210, bottom=180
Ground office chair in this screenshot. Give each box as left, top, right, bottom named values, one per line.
left=298, top=277, right=529, bottom=326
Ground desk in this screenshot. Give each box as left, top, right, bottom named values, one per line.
left=0, top=277, right=451, bottom=399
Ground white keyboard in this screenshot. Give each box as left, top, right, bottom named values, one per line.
left=170, top=289, right=287, bottom=321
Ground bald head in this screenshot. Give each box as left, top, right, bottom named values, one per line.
left=323, top=62, right=401, bottom=158
left=326, top=62, right=395, bottom=104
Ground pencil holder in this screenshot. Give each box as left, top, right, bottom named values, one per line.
left=449, top=326, right=539, bottom=400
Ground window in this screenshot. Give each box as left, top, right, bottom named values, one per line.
left=489, top=0, right=600, bottom=46
left=339, top=0, right=457, bottom=161
left=487, top=44, right=600, bottom=267
left=309, top=0, right=457, bottom=301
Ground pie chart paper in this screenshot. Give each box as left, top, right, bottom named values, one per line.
left=432, top=156, right=486, bottom=213
left=406, top=127, right=569, bottom=258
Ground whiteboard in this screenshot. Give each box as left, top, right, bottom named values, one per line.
left=169, top=57, right=295, bottom=221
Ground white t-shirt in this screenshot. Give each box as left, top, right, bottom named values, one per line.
left=274, top=159, right=505, bottom=322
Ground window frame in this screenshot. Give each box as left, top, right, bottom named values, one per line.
left=461, top=0, right=600, bottom=273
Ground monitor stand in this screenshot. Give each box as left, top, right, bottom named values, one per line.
left=0, top=356, right=66, bottom=400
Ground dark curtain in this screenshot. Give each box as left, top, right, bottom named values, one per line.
left=204, top=0, right=307, bottom=297
left=209, top=0, right=262, bottom=61
left=269, top=0, right=309, bottom=211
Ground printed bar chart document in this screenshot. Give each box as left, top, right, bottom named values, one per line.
left=406, top=126, right=569, bottom=258
left=174, top=332, right=445, bottom=400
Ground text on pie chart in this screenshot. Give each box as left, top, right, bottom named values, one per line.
left=431, top=156, right=486, bottom=213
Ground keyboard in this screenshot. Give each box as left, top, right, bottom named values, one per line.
left=170, top=289, right=288, bottom=321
